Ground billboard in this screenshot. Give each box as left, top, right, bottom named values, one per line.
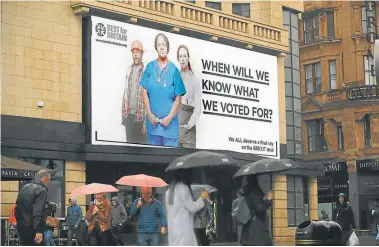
left=91, top=16, right=280, bottom=158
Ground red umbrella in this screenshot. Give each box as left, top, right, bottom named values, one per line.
left=116, top=174, right=168, bottom=188
left=71, top=183, right=119, bottom=196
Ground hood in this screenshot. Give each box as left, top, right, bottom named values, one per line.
left=70, top=197, right=78, bottom=205
left=112, top=196, right=120, bottom=205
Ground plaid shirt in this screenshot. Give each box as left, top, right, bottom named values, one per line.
left=122, top=64, right=146, bottom=123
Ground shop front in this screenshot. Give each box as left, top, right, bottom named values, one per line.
left=357, top=159, right=379, bottom=235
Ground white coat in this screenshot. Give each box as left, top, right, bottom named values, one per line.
left=165, top=182, right=205, bottom=246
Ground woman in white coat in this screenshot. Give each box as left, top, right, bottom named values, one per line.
left=166, top=170, right=208, bottom=246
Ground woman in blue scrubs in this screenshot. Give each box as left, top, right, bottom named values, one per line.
left=140, top=33, right=186, bottom=147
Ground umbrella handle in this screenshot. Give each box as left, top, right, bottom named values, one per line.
left=202, top=167, right=205, bottom=187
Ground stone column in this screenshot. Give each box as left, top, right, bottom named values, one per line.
left=65, top=161, right=87, bottom=215
left=308, top=177, right=319, bottom=220
left=347, top=160, right=360, bottom=230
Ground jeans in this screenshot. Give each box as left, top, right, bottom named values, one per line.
left=44, top=230, right=55, bottom=246
left=67, top=226, right=85, bottom=246
left=376, top=225, right=379, bottom=241
left=137, top=233, right=160, bottom=246
left=111, top=226, right=124, bottom=246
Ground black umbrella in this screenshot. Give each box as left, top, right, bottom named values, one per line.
left=233, top=158, right=300, bottom=178
left=165, top=151, right=239, bottom=187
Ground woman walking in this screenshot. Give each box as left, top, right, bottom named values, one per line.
left=165, top=170, right=208, bottom=245
left=177, top=45, right=201, bottom=148
left=239, top=175, right=274, bottom=246
left=86, top=193, right=112, bottom=246
left=44, top=202, right=57, bottom=246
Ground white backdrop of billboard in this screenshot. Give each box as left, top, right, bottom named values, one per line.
left=91, top=16, right=280, bottom=158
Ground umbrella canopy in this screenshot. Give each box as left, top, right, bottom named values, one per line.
left=71, top=183, right=119, bottom=196
left=191, top=184, right=218, bottom=199
left=234, top=158, right=300, bottom=178
left=1, top=156, right=55, bottom=181
left=116, top=174, right=168, bottom=188
left=165, top=151, right=238, bottom=188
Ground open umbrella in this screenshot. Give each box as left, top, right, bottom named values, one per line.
left=191, top=184, right=217, bottom=199
left=116, top=174, right=168, bottom=188
left=71, top=183, right=119, bottom=196
left=234, top=158, right=300, bottom=178
left=165, top=151, right=238, bottom=187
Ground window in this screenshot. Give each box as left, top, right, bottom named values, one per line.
left=303, top=15, right=319, bottom=44
left=287, top=176, right=309, bottom=226
left=329, top=60, right=337, bottom=90
left=364, top=114, right=371, bottom=147
left=232, top=3, right=250, bottom=18
left=337, top=125, right=344, bottom=150
left=185, top=0, right=196, bottom=3
left=18, top=158, right=65, bottom=217
left=362, top=5, right=376, bottom=34
left=327, top=12, right=335, bottom=39
left=364, top=56, right=375, bottom=85
left=205, top=1, right=221, bottom=10
left=305, top=62, right=321, bottom=94
left=307, top=119, right=327, bottom=152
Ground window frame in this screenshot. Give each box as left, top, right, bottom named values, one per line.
left=287, top=176, right=309, bottom=227
left=364, top=114, right=371, bottom=147
left=303, top=15, right=320, bottom=44
left=362, top=5, right=376, bottom=35
left=205, top=1, right=221, bottom=10
left=232, top=3, right=250, bottom=18
left=327, top=12, right=335, bottom=40
left=363, top=55, right=375, bottom=85
left=305, top=62, right=321, bottom=94
left=307, top=119, right=327, bottom=153
left=337, top=125, right=344, bottom=150
left=329, top=60, right=337, bottom=90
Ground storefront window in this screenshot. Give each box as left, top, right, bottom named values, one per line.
left=18, top=158, right=65, bottom=217
left=287, top=176, right=309, bottom=226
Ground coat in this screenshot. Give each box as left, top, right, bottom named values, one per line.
left=15, top=180, right=48, bottom=234
left=240, top=186, right=273, bottom=246
left=165, top=182, right=205, bottom=246
left=332, top=202, right=356, bottom=231
left=110, top=197, right=128, bottom=227
left=87, top=201, right=111, bottom=233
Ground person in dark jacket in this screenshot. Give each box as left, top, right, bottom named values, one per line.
left=67, top=197, right=85, bottom=246
left=15, top=170, right=50, bottom=246
left=194, top=198, right=214, bottom=246
left=111, top=196, right=128, bottom=246
left=239, top=175, right=273, bottom=246
left=44, top=202, right=57, bottom=246
left=372, top=207, right=379, bottom=245
left=332, top=193, right=356, bottom=245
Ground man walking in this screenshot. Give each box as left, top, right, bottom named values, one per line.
left=67, top=197, right=85, bottom=246
left=122, top=40, right=146, bottom=144
left=15, top=170, right=50, bottom=246
left=332, top=193, right=356, bottom=245
left=130, top=187, right=167, bottom=246
left=111, top=196, right=128, bottom=245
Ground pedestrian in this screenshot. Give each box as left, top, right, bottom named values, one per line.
left=372, top=207, right=379, bottom=245
left=87, top=193, right=112, bottom=246
left=165, top=170, right=208, bottom=246
left=67, top=197, right=85, bottom=246
left=15, top=170, right=50, bottom=246
left=194, top=194, right=214, bottom=246
left=130, top=187, right=167, bottom=246
left=44, top=202, right=57, bottom=246
left=238, top=175, right=274, bottom=246
left=110, top=196, right=128, bottom=245
left=332, top=193, right=356, bottom=245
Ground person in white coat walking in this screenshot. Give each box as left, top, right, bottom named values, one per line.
left=165, top=170, right=208, bottom=246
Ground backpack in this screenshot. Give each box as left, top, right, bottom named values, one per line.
left=232, top=195, right=252, bottom=226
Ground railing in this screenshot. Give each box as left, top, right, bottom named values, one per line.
left=327, top=85, right=379, bottom=103
left=71, top=0, right=287, bottom=51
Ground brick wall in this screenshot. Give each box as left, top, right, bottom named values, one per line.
left=1, top=1, right=82, bottom=122
left=0, top=181, right=19, bottom=217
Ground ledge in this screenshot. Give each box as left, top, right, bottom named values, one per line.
left=71, top=0, right=289, bottom=53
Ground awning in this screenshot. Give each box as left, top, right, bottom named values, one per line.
left=280, top=161, right=325, bottom=177
left=1, top=156, right=55, bottom=181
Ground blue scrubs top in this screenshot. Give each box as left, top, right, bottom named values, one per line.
left=140, top=59, right=186, bottom=139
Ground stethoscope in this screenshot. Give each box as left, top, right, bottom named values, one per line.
left=156, top=62, right=167, bottom=88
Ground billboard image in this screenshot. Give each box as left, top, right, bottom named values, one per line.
left=91, top=16, right=280, bottom=158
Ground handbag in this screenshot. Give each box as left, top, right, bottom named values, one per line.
left=46, top=216, right=59, bottom=228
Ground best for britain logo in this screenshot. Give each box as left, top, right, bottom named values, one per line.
left=95, top=23, right=106, bottom=37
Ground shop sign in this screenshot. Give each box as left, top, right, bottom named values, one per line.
left=90, top=16, right=280, bottom=158
left=324, top=162, right=347, bottom=173
left=1, top=169, right=36, bottom=179
left=365, top=1, right=377, bottom=84
left=357, top=159, right=379, bottom=172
